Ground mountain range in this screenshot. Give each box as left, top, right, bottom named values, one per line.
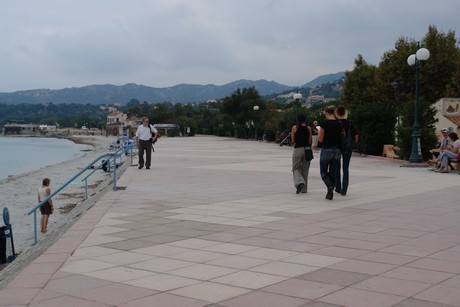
left=0, top=72, right=345, bottom=105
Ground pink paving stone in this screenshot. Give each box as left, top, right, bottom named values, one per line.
left=381, top=267, right=454, bottom=284
left=354, top=251, right=418, bottom=265
left=319, top=230, right=366, bottom=240
left=393, top=298, right=459, bottom=307
left=328, top=259, right=395, bottom=275
left=118, top=292, right=210, bottom=307
left=428, top=250, right=460, bottom=263
left=319, top=287, right=405, bottom=307
left=29, top=289, right=67, bottom=305
left=377, top=228, right=428, bottom=238
left=30, top=294, right=111, bottom=307
left=261, top=278, right=342, bottom=300
left=32, top=252, right=72, bottom=264
left=6, top=272, right=54, bottom=289
left=440, top=275, right=460, bottom=289
left=341, top=225, right=387, bottom=234
left=221, top=290, right=309, bottom=307
left=272, top=241, right=325, bottom=253
left=0, top=288, right=41, bottom=305
left=45, top=236, right=86, bottom=253
left=414, top=284, right=460, bottom=306
left=351, top=276, right=432, bottom=297
left=44, top=275, right=113, bottom=296
left=310, top=246, right=369, bottom=259
left=400, top=237, right=458, bottom=250
left=333, top=238, right=391, bottom=251
left=71, top=283, right=157, bottom=305
left=406, top=258, right=460, bottom=274
left=19, top=261, right=62, bottom=275
left=379, top=244, right=440, bottom=257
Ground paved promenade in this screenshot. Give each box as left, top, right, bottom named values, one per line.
left=1, top=136, right=460, bottom=306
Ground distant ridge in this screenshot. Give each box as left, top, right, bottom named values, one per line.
left=303, top=72, right=345, bottom=88
left=0, top=72, right=345, bottom=105
left=0, top=80, right=293, bottom=105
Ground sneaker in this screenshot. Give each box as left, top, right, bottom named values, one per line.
left=296, top=183, right=304, bottom=194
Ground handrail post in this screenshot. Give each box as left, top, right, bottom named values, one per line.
left=33, top=210, right=37, bottom=244
left=84, top=178, right=88, bottom=200
left=113, top=153, right=117, bottom=191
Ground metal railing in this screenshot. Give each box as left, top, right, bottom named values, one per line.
left=26, top=141, right=135, bottom=244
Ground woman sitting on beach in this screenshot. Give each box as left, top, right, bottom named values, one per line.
left=38, top=178, right=54, bottom=233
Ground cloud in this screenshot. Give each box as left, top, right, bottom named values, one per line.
left=0, top=0, right=459, bottom=92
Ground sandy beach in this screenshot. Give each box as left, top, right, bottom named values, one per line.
left=0, top=134, right=127, bottom=256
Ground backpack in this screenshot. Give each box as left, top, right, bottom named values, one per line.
left=340, top=121, right=354, bottom=154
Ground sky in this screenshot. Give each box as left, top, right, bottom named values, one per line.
left=1, top=0, right=459, bottom=92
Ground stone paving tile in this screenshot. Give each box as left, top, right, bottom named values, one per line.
left=351, top=276, right=432, bottom=297
left=381, top=267, right=455, bottom=284
left=354, top=251, right=419, bottom=265
left=393, top=298, right=457, bottom=307
left=119, top=292, right=211, bottom=307
left=167, top=263, right=238, bottom=280
left=169, top=281, right=251, bottom=303
left=73, top=283, right=157, bottom=306
left=84, top=266, right=156, bottom=282
left=328, top=259, right=395, bottom=275
left=318, top=287, right=405, bottom=307
left=406, top=258, right=460, bottom=274
left=30, top=294, right=111, bottom=307
left=123, top=273, right=200, bottom=291
left=44, top=274, right=113, bottom=296
left=261, top=278, right=343, bottom=300
left=249, top=261, right=318, bottom=277
left=414, top=284, right=460, bottom=306
left=0, top=288, right=41, bottom=305
left=296, top=268, right=372, bottom=287
left=221, top=290, right=310, bottom=307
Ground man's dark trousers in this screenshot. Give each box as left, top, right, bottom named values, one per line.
left=138, top=140, right=152, bottom=169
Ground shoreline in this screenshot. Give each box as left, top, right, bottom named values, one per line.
left=0, top=134, right=121, bottom=256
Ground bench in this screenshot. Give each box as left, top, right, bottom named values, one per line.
left=449, top=158, right=459, bottom=170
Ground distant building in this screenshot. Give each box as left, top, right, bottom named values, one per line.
left=307, top=95, right=325, bottom=102
left=4, top=123, right=40, bottom=134
left=106, top=111, right=128, bottom=136
left=434, top=98, right=460, bottom=135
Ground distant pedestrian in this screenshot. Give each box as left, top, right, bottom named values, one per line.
left=38, top=178, right=53, bottom=233
left=335, top=106, right=358, bottom=196
left=136, top=117, right=158, bottom=169
left=312, top=121, right=319, bottom=150
left=318, top=106, right=342, bottom=200
left=291, top=114, right=312, bottom=194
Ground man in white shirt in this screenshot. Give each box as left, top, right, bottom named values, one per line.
left=135, top=117, right=158, bottom=169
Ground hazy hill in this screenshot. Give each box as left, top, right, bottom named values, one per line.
left=0, top=80, right=293, bottom=105
left=303, top=72, right=345, bottom=88
left=0, top=72, right=345, bottom=105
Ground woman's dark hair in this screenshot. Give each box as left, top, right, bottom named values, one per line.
left=324, top=106, right=335, bottom=115
left=42, top=178, right=50, bottom=186
left=449, top=132, right=458, bottom=141
left=336, top=105, right=346, bottom=117
left=297, top=114, right=307, bottom=124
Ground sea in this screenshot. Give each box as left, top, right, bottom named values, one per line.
left=0, top=137, right=89, bottom=180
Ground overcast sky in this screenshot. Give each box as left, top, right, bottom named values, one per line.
left=1, top=0, right=459, bottom=92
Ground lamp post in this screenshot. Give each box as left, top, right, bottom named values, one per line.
left=407, top=43, right=430, bottom=163
left=253, top=105, right=259, bottom=140
left=293, top=93, right=302, bottom=122
left=391, top=81, right=400, bottom=143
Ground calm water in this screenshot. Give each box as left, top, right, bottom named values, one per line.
left=0, top=137, right=88, bottom=180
